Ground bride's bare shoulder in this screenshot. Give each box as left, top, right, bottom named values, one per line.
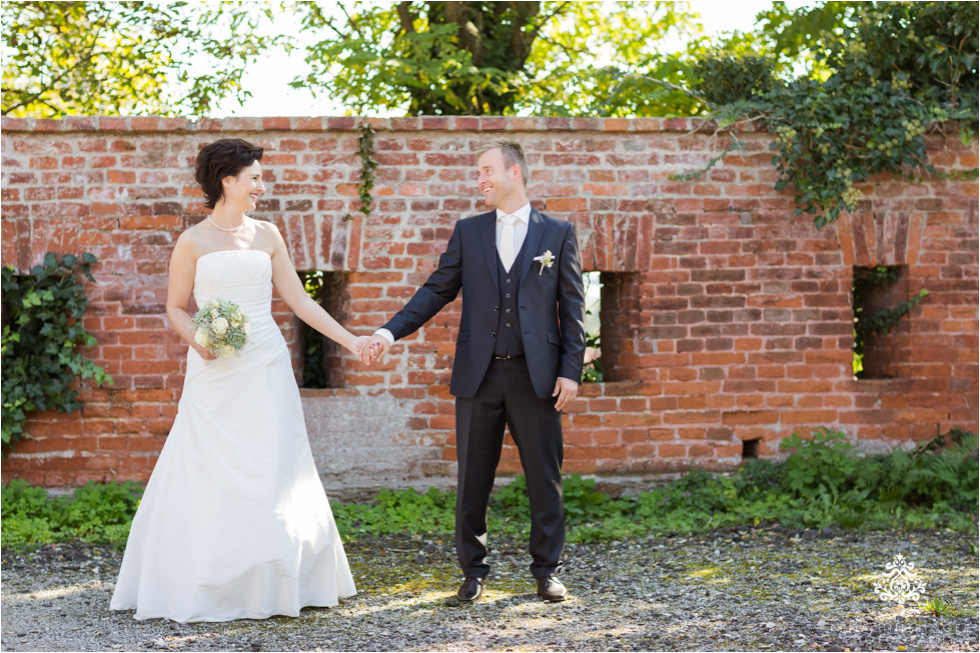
left=172, top=222, right=208, bottom=257
left=251, top=217, right=281, bottom=236
left=250, top=218, right=285, bottom=253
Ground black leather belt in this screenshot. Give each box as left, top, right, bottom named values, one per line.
left=493, top=354, right=524, bottom=360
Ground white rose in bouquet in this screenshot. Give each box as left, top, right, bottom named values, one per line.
left=213, top=317, right=229, bottom=334
left=194, top=329, right=210, bottom=347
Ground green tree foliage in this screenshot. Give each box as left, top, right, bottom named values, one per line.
left=521, top=1, right=702, bottom=117
left=1, top=0, right=283, bottom=117
left=593, top=1, right=863, bottom=116
left=687, top=1, right=978, bottom=228
left=296, top=1, right=543, bottom=115
left=751, top=1, right=862, bottom=76
left=294, top=0, right=702, bottom=116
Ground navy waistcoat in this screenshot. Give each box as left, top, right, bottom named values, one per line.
left=493, top=244, right=526, bottom=357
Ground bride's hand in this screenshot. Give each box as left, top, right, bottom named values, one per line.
left=193, top=343, right=217, bottom=361
left=347, top=335, right=370, bottom=356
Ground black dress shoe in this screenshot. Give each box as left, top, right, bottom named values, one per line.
left=457, top=576, right=485, bottom=602
left=536, top=575, right=568, bottom=601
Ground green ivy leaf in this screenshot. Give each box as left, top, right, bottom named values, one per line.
left=1, top=253, right=113, bottom=453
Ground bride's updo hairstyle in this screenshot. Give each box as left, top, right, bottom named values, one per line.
left=195, top=138, right=264, bottom=209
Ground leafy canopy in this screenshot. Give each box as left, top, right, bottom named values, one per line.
left=294, top=0, right=703, bottom=116
left=1, top=0, right=283, bottom=117
left=686, top=1, right=978, bottom=227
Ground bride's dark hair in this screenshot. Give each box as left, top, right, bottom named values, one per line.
left=195, top=138, right=264, bottom=209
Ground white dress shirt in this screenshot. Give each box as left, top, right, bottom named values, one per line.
left=495, top=203, right=531, bottom=271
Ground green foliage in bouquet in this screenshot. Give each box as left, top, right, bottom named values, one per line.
left=1, top=252, right=112, bottom=451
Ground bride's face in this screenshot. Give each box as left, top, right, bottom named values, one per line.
left=221, top=160, right=266, bottom=210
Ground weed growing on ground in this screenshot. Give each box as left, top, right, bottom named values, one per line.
left=921, top=596, right=960, bottom=617
left=1, top=479, right=140, bottom=548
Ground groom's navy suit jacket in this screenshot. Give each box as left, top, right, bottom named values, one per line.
left=383, top=208, right=586, bottom=400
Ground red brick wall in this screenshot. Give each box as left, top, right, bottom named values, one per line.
left=1, top=115, right=977, bottom=487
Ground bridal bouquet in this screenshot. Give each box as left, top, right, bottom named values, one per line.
left=192, top=299, right=250, bottom=358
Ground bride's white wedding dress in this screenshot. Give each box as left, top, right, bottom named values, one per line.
left=110, top=249, right=356, bottom=622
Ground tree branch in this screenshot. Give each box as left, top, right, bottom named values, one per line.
left=299, top=2, right=350, bottom=41
left=396, top=1, right=416, bottom=34
left=526, top=0, right=569, bottom=43
left=2, top=48, right=104, bottom=116
left=604, top=70, right=712, bottom=108
left=339, top=2, right=366, bottom=38
left=535, top=33, right=588, bottom=57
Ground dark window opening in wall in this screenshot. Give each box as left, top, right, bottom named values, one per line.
left=595, top=271, right=640, bottom=383
left=582, top=271, right=603, bottom=383
left=298, top=270, right=350, bottom=389
left=741, top=438, right=760, bottom=460
left=852, top=265, right=927, bottom=379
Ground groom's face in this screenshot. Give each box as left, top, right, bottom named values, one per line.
left=477, top=148, right=520, bottom=209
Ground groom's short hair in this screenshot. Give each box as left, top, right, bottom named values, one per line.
left=477, top=140, right=528, bottom=187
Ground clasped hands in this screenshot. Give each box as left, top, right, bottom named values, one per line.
left=351, top=334, right=390, bottom=365
left=347, top=334, right=578, bottom=411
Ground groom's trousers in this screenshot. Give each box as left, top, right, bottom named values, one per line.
left=454, top=356, right=565, bottom=579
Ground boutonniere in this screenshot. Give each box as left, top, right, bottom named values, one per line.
left=532, top=250, right=555, bottom=275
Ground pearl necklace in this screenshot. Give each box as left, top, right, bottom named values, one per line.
left=207, top=215, right=246, bottom=232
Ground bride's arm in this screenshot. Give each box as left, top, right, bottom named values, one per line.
left=166, top=235, right=216, bottom=360
left=266, top=225, right=365, bottom=355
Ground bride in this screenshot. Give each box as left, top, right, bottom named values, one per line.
left=110, top=138, right=363, bottom=622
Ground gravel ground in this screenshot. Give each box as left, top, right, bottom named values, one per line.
left=2, top=527, right=977, bottom=652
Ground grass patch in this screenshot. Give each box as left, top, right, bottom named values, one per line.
left=1, top=479, right=140, bottom=549
left=2, top=427, right=977, bottom=550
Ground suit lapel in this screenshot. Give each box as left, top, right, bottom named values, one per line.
left=479, top=212, right=500, bottom=292
left=519, top=208, right=546, bottom=285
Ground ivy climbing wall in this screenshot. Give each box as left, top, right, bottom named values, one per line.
left=1, top=115, right=976, bottom=487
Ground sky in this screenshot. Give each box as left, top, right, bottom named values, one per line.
left=211, top=0, right=813, bottom=118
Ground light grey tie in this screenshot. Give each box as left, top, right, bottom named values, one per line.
left=499, top=214, right=518, bottom=272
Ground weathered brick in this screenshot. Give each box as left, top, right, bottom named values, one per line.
left=0, top=118, right=974, bottom=487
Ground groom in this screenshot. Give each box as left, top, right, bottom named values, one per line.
left=361, top=140, right=586, bottom=602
